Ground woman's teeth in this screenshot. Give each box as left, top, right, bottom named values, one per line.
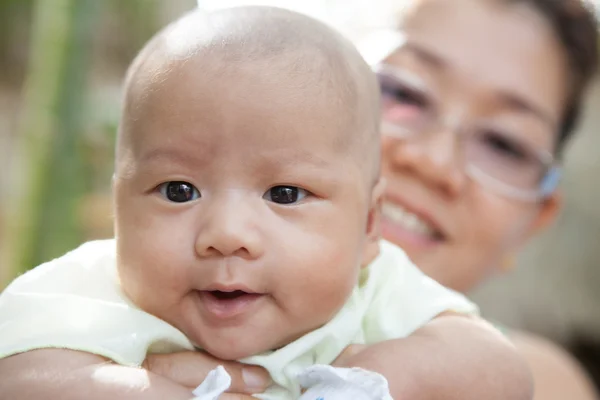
left=382, top=203, right=438, bottom=237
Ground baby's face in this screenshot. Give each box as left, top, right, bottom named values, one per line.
left=114, top=58, right=377, bottom=360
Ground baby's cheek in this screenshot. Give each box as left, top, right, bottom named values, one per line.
left=295, top=262, right=358, bottom=325
left=118, top=246, right=191, bottom=314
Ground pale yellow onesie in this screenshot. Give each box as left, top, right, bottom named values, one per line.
left=0, top=239, right=477, bottom=399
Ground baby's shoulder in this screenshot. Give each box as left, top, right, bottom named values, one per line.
left=363, top=240, right=419, bottom=285
left=360, top=240, right=477, bottom=341
left=3, top=239, right=117, bottom=295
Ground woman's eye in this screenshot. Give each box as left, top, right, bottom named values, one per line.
left=263, top=186, right=308, bottom=205
left=158, top=181, right=200, bottom=203
left=383, top=85, right=427, bottom=108
left=379, top=80, right=429, bottom=125
left=481, top=131, right=529, bottom=162
left=378, top=72, right=429, bottom=109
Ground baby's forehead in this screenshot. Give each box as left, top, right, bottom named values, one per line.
left=130, top=37, right=361, bottom=110
left=127, top=54, right=358, bottom=146
left=118, top=7, right=380, bottom=180
left=128, top=61, right=351, bottom=152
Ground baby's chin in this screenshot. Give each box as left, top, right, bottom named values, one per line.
left=191, top=330, right=282, bottom=361
left=185, top=321, right=318, bottom=361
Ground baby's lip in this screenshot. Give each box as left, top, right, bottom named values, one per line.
left=203, top=283, right=261, bottom=294
left=196, top=290, right=266, bottom=320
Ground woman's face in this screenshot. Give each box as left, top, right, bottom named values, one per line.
left=380, top=0, right=570, bottom=292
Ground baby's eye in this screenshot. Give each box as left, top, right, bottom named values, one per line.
left=263, top=186, right=308, bottom=205
left=158, top=181, right=200, bottom=203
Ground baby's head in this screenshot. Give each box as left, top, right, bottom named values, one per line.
left=113, top=6, right=381, bottom=360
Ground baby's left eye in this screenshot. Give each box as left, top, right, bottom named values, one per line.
left=158, top=181, right=200, bottom=203
left=263, top=186, right=308, bottom=205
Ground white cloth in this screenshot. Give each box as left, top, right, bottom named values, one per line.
left=0, top=239, right=477, bottom=399
left=192, top=365, right=393, bottom=400
left=297, top=365, right=393, bottom=400
left=193, top=366, right=233, bottom=400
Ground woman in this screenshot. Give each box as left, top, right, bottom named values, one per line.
left=375, top=0, right=599, bottom=398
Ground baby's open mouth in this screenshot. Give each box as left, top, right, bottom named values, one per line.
left=209, top=290, right=250, bottom=300
left=197, top=289, right=265, bottom=320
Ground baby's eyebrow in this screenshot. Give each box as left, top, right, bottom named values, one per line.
left=140, top=147, right=201, bottom=164
left=263, top=148, right=331, bottom=168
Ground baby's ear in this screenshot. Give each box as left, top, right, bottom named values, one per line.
left=362, top=177, right=386, bottom=268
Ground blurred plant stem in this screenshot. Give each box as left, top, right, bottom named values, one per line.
left=4, top=0, right=97, bottom=281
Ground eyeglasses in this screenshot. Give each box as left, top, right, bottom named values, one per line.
left=375, top=64, right=561, bottom=202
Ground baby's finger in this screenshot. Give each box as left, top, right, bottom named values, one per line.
left=144, top=351, right=271, bottom=394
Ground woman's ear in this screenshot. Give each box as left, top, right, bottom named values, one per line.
left=496, top=191, right=562, bottom=276
left=525, top=190, right=562, bottom=239
left=362, top=177, right=386, bottom=268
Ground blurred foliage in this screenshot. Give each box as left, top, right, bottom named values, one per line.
left=0, top=0, right=194, bottom=286
left=0, top=0, right=166, bottom=89
left=10, top=0, right=98, bottom=273
left=0, top=0, right=35, bottom=87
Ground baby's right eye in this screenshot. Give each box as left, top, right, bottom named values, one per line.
left=158, top=181, right=201, bottom=203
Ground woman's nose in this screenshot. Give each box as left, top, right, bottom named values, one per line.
left=382, top=129, right=467, bottom=197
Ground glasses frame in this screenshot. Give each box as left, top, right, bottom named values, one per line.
left=374, top=63, right=562, bottom=202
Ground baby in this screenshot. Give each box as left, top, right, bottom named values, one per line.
left=0, top=6, right=532, bottom=400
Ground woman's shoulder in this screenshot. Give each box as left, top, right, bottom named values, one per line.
left=508, top=329, right=598, bottom=400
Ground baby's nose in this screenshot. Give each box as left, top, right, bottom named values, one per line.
left=194, top=196, right=264, bottom=260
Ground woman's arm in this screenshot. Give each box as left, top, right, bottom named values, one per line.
left=336, top=314, right=534, bottom=400
left=510, top=331, right=598, bottom=400
left=142, top=351, right=271, bottom=393
left=0, top=349, right=255, bottom=400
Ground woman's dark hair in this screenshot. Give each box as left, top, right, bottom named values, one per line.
left=507, top=0, right=598, bottom=152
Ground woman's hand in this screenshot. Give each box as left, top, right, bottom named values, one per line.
left=218, top=394, right=258, bottom=400
left=143, top=351, right=272, bottom=396
left=332, top=344, right=368, bottom=367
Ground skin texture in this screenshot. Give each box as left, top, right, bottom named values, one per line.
left=0, top=5, right=534, bottom=400
left=378, top=0, right=597, bottom=399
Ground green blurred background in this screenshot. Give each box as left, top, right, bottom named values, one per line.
left=0, top=0, right=196, bottom=286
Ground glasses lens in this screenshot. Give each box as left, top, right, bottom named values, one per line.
left=376, top=70, right=429, bottom=137
left=374, top=66, right=559, bottom=200
left=465, top=126, right=554, bottom=196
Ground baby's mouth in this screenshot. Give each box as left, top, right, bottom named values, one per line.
left=209, top=290, right=249, bottom=300
left=197, top=289, right=265, bottom=320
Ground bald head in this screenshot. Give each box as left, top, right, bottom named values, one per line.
left=118, top=6, right=381, bottom=183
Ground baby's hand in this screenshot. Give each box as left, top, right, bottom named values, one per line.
left=143, top=351, right=271, bottom=395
